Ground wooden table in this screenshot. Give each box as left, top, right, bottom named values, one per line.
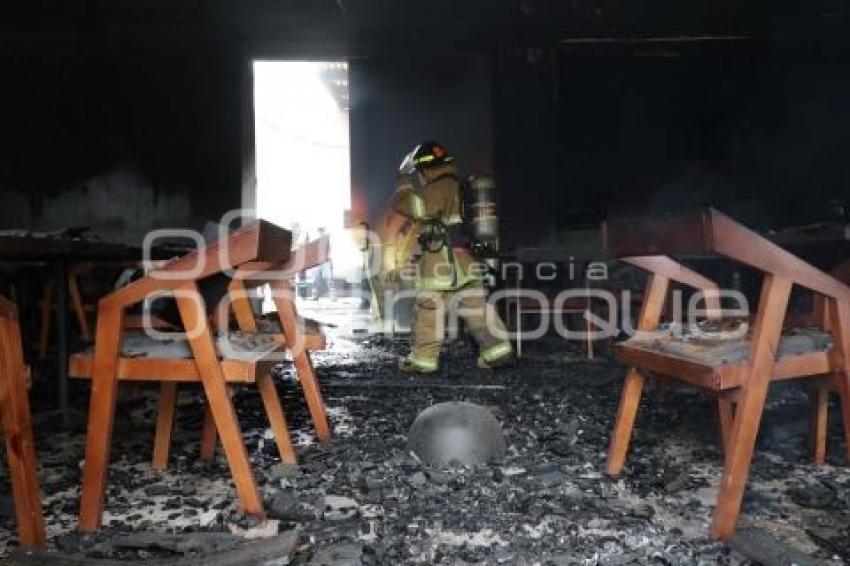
left=0, top=232, right=179, bottom=425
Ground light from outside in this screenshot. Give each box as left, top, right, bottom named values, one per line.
left=253, top=60, right=361, bottom=285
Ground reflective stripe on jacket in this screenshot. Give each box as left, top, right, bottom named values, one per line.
left=391, top=164, right=483, bottom=291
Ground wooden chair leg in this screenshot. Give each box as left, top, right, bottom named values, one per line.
left=199, top=387, right=235, bottom=461
left=68, top=274, right=90, bottom=341
left=271, top=282, right=331, bottom=443
left=836, top=378, right=850, bottom=463
left=809, top=381, right=829, bottom=465
left=175, top=288, right=263, bottom=518
left=79, top=306, right=125, bottom=532
left=152, top=382, right=178, bottom=471
left=606, top=368, right=646, bottom=476
left=606, top=273, right=669, bottom=477
left=293, top=350, right=330, bottom=443
left=37, top=281, right=53, bottom=358
left=200, top=399, right=218, bottom=461
left=257, top=373, right=297, bottom=465
left=717, top=396, right=736, bottom=460
left=0, top=317, right=45, bottom=548
left=711, top=275, right=791, bottom=540
left=228, top=280, right=258, bottom=332
left=826, top=298, right=850, bottom=463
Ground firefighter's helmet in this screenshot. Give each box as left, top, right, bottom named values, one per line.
left=399, top=141, right=454, bottom=174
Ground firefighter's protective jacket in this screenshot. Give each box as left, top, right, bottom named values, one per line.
left=390, top=163, right=482, bottom=291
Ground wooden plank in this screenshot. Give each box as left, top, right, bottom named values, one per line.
left=613, top=344, right=722, bottom=389
left=614, top=345, right=832, bottom=391
left=711, top=275, right=792, bottom=540
left=79, top=306, right=125, bottom=532
left=771, top=351, right=832, bottom=380
left=69, top=354, right=263, bottom=384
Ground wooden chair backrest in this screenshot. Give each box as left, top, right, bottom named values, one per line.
left=224, top=235, right=331, bottom=334
left=102, top=220, right=292, bottom=311
left=604, top=208, right=850, bottom=301
left=234, top=234, right=330, bottom=285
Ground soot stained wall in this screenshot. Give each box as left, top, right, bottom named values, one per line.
left=495, top=45, right=850, bottom=250
left=2, top=39, right=849, bottom=253
left=0, top=49, right=244, bottom=243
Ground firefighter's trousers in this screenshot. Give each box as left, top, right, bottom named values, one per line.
left=407, top=283, right=512, bottom=371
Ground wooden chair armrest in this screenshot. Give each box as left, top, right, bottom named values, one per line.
left=607, top=208, right=850, bottom=300
left=102, top=220, right=292, bottom=310
left=622, top=256, right=718, bottom=294
left=623, top=256, right=721, bottom=316
left=234, top=235, right=330, bottom=284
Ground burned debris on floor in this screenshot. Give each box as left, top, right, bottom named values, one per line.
left=2, top=332, right=850, bottom=564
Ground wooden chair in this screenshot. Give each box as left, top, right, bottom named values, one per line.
left=70, top=220, right=296, bottom=532
left=38, top=262, right=93, bottom=356
left=0, top=295, right=45, bottom=548
left=504, top=287, right=598, bottom=359
left=603, top=208, right=850, bottom=540
left=152, top=236, right=332, bottom=469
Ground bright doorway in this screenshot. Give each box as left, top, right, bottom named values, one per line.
left=253, top=61, right=366, bottom=326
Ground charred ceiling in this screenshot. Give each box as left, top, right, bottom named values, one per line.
left=1, top=0, right=849, bottom=57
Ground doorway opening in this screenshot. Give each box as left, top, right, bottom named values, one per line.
left=253, top=60, right=366, bottom=329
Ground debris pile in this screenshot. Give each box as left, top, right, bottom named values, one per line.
left=1, top=333, right=848, bottom=564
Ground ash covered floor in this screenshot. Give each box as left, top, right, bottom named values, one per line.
left=3, top=305, right=850, bottom=564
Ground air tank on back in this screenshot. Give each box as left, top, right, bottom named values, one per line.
left=468, top=175, right=499, bottom=246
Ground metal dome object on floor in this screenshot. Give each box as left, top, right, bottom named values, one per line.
left=407, top=401, right=506, bottom=467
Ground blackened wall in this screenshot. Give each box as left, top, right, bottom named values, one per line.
left=0, top=48, right=245, bottom=243
left=2, top=37, right=850, bottom=253
left=495, top=44, right=850, bottom=249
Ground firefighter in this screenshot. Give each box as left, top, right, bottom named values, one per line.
left=391, top=141, right=514, bottom=373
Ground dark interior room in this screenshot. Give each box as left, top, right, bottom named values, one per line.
left=1, top=1, right=850, bottom=564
